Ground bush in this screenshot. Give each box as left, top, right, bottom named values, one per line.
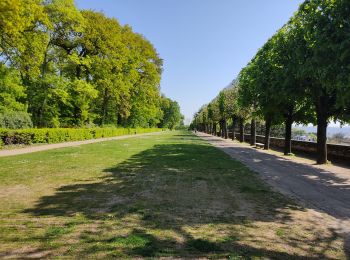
left=0, top=111, right=33, bottom=129
left=0, top=127, right=163, bottom=147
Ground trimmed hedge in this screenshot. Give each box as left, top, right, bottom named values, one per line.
left=0, top=127, right=164, bottom=146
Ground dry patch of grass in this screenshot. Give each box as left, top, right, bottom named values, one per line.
left=0, top=131, right=347, bottom=259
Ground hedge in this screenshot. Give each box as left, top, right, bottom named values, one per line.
left=0, top=127, right=164, bottom=146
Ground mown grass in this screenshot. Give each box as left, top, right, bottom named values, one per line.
left=0, top=131, right=346, bottom=259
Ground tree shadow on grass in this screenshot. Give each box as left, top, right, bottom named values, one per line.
left=78, top=228, right=337, bottom=259
left=22, top=137, right=347, bottom=258
left=24, top=143, right=297, bottom=223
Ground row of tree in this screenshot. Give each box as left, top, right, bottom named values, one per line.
left=0, top=0, right=183, bottom=129
left=192, top=0, right=350, bottom=164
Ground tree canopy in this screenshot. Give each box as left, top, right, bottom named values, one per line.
left=192, top=0, right=350, bottom=164
left=0, top=0, right=183, bottom=129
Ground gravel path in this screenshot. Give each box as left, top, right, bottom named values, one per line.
left=197, top=132, right=350, bottom=240
left=0, top=132, right=164, bottom=157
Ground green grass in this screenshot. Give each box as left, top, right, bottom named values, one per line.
left=0, top=131, right=346, bottom=259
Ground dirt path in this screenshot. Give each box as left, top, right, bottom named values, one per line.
left=197, top=132, right=350, bottom=244
left=0, top=132, right=164, bottom=157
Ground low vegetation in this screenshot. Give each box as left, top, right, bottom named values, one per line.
left=0, top=131, right=346, bottom=258
left=0, top=127, right=162, bottom=147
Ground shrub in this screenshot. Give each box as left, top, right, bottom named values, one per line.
left=31, top=129, right=48, bottom=143
left=0, top=127, right=163, bottom=147
left=0, top=129, right=32, bottom=145
left=0, top=111, right=33, bottom=129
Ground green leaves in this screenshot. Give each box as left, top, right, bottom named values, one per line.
left=0, top=0, right=174, bottom=129
left=0, top=64, right=26, bottom=113
left=193, top=0, right=349, bottom=163
left=158, top=96, right=183, bottom=130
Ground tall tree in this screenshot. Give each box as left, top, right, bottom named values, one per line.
left=0, top=0, right=178, bottom=129
left=292, top=0, right=350, bottom=163
left=159, top=96, right=183, bottom=130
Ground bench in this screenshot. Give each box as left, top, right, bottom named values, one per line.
left=255, top=142, right=264, bottom=149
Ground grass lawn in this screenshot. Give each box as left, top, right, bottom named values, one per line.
left=0, top=131, right=346, bottom=259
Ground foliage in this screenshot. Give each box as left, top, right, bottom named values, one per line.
left=192, top=0, right=350, bottom=163
left=0, top=127, right=162, bottom=146
left=158, top=96, right=183, bottom=130
left=291, top=129, right=307, bottom=139
left=0, top=65, right=27, bottom=113
left=0, top=111, right=33, bottom=129
left=0, top=0, right=178, bottom=129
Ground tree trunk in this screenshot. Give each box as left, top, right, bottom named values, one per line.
left=213, top=123, right=217, bottom=136
left=37, top=46, right=50, bottom=127
left=220, top=121, right=224, bottom=138
left=264, top=117, right=271, bottom=150
left=250, top=118, right=256, bottom=146
left=231, top=116, right=236, bottom=141
left=284, top=113, right=293, bottom=155
left=316, top=97, right=328, bottom=164
left=117, top=113, right=122, bottom=127
left=38, top=96, right=47, bottom=128
left=239, top=118, right=244, bottom=143
left=224, top=119, right=228, bottom=139
left=222, top=121, right=225, bottom=138
left=102, top=89, right=109, bottom=125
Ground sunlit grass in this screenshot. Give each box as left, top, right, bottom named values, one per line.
left=0, top=131, right=346, bottom=259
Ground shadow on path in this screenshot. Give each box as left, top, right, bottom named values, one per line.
left=199, top=133, right=350, bottom=256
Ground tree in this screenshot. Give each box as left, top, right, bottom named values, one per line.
left=24, top=0, right=85, bottom=127
left=207, top=100, right=220, bottom=135
left=0, top=64, right=26, bottom=112
left=238, top=53, right=280, bottom=149
left=0, top=0, right=177, bottom=129
left=263, top=25, right=314, bottom=155
left=159, top=96, right=183, bottom=130
left=223, top=82, right=239, bottom=140
left=292, top=0, right=350, bottom=163
left=124, top=27, right=163, bottom=127
left=0, top=0, right=47, bottom=74
left=193, top=0, right=350, bottom=165
left=218, top=91, right=228, bottom=138
left=70, top=10, right=126, bottom=126
left=194, top=105, right=210, bottom=133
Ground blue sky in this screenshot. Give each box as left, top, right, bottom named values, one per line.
left=75, top=0, right=304, bottom=123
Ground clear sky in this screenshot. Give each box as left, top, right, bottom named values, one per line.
left=75, top=0, right=304, bottom=123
